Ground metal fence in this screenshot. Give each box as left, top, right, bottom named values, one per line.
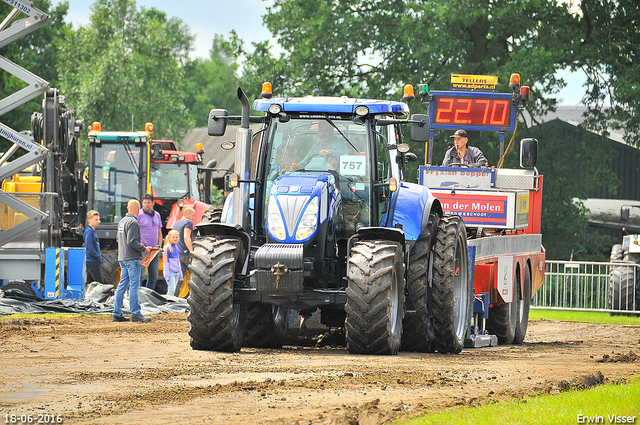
left=532, top=260, right=639, bottom=313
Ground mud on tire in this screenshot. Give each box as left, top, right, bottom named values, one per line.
left=345, top=240, right=404, bottom=355
left=431, top=215, right=471, bottom=354
left=187, top=236, right=244, bottom=352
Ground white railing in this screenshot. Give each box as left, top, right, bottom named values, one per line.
left=532, top=260, right=639, bottom=313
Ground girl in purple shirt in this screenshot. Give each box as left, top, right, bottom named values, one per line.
left=163, top=230, right=183, bottom=297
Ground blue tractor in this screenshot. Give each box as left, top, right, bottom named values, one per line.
left=187, top=85, right=472, bottom=355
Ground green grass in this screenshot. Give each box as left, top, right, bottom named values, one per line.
left=398, top=375, right=640, bottom=425
left=530, top=309, right=640, bottom=325
left=0, top=312, right=96, bottom=321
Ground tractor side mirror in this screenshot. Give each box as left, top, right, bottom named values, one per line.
left=410, top=114, right=430, bottom=143
left=621, top=206, right=630, bottom=222
left=520, top=138, right=538, bottom=168
left=208, top=109, right=228, bottom=136
left=224, top=174, right=233, bottom=192
left=404, top=152, right=417, bottom=163
left=151, top=143, right=163, bottom=160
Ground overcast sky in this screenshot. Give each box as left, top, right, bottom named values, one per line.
left=55, top=0, right=584, bottom=105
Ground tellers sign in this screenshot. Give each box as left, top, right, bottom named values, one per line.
left=429, top=91, right=515, bottom=131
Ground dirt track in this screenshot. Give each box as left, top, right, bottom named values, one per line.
left=0, top=313, right=639, bottom=424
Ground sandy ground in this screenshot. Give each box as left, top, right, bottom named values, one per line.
left=1, top=313, right=639, bottom=424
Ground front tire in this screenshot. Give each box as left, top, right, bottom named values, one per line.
left=187, top=236, right=244, bottom=352
left=244, top=304, right=289, bottom=348
left=431, top=215, right=470, bottom=354
left=345, top=240, right=404, bottom=355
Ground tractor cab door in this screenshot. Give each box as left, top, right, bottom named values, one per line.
left=373, top=122, right=401, bottom=227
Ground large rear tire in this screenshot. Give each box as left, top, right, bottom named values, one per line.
left=609, top=265, right=638, bottom=312
left=244, top=304, right=289, bottom=348
left=431, top=215, right=470, bottom=354
left=345, top=240, right=404, bottom=355
left=401, top=215, right=437, bottom=352
left=610, top=244, right=623, bottom=262
left=513, top=264, right=531, bottom=344
left=187, top=236, right=244, bottom=352
left=100, top=251, right=120, bottom=286
left=200, top=206, right=222, bottom=224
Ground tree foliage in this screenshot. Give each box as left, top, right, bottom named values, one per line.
left=183, top=33, right=243, bottom=126
left=57, top=0, right=193, bottom=141
left=576, top=0, right=640, bottom=146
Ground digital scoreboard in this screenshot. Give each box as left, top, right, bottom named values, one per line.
left=428, top=91, right=516, bottom=132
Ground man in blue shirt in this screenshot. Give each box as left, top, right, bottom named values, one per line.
left=138, top=193, right=163, bottom=291
left=84, top=210, right=103, bottom=284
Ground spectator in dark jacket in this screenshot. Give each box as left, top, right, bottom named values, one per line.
left=84, top=210, right=103, bottom=284
left=442, top=129, right=488, bottom=167
left=172, top=207, right=195, bottom=281
left=113, top=199, right=151, bottom=323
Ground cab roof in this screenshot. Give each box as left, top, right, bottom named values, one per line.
left=88, top=131, right=149, bottom=142
left=253, top=96, right=409, bottom=116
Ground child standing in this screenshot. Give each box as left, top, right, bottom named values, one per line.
left=163, top=230, right=183, bottom=297
left=84, top=210, right=103, bottom=284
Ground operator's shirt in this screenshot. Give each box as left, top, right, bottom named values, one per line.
left=442, top=146, right=487, bottom=167
left=298, top=138, right=349, bottom=169
left=138, top=209, right=162, bottom=247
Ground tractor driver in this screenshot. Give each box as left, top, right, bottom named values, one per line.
left=290, top=121, right=348, bottom=171
left=442, top=129, right=488, bottom=167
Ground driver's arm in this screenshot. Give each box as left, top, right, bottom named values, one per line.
left=294, top=143, right=319, bottom=170
left=442, top=147, right=455, bottom=166
left=469, top=147, right=488, bottom=167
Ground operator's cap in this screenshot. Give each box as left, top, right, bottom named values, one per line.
left=450, top=129, right=468, bottom=138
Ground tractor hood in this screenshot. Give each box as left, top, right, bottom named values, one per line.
left=266, top=172, right=340, bottom=243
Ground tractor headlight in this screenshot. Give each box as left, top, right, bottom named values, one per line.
left=296, top=197, right=319, bottom=240
left=267, top=197, right=286, bottom=240
left=355, top=105, right=369, bottom=116
left=268, top=104, right=282, bottom=114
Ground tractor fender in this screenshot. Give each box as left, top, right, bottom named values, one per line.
left=391, top=182, right=442, bottom=241
left=347, top=227, right=406, bottom=260
left=195, top=222, right=251, bottom=275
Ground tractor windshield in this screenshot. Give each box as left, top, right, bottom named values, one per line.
left=150, top=162, right=199, bottom=200
left=263, top=117, right=372, bottom=234
left=92, top=142, right=143, bottom=224
left=264, top=118, right=367, bottom=177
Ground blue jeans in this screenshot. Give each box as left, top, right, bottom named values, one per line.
left=140, top=254, right=160, bottom=291
left=114, top=260, right=142, bottom=317
left=165, top=270, right=180, bottom=297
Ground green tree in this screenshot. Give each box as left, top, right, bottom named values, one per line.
left=57, top=0, right=194, bottom=141
left=575, top=0, right=640, bottom=146
left=183, top=33, right=243, bottom=127
left=0, top=0, right=72, bottom=153
left=247, top=0, right=620, bottom=260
